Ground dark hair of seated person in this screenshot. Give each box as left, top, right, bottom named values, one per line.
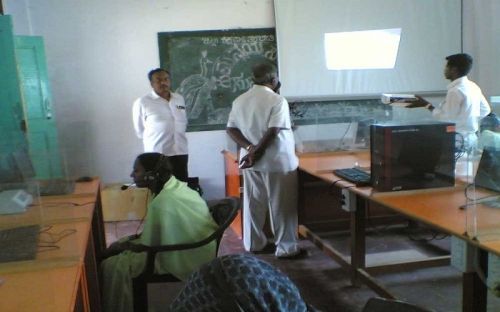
left=136, top=152, right=173, bottom=195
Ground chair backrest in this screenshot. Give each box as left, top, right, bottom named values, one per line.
left=130, top=197, right=240, bottom=312
left=207, top=197, right=239, bottom=227
left=362, top=297, right=433, bottom=312
left=127, top=196, right=240, bottom=254
left=207, top=197, right=240, bottom=253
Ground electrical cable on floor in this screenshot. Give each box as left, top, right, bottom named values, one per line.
left=365, top=205, right=449, bottom=241
left=365, top=204, right=392, bottom=235
left=406, top=226, right=449, bottom=242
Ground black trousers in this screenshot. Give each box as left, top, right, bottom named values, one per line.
left=169, top=154, right=188, bottom=182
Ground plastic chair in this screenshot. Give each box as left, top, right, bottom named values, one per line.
left=129, top=197, right=240, bottom=312
left=362, top=297, right=433, bottom=312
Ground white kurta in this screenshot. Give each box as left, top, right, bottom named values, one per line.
left=227, top=85, right=299, bottom=257
left=432, top=76, right=490, bottom=149
left=132, top=91, right=188, bottom=156
left=227, top=85, right=298, bottom=172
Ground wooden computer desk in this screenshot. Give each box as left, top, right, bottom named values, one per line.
left=297, top=150, right=500, bottom=312
left=222, top=149, right=399, bottom=238
left=0, top=178, right=105, bottom=312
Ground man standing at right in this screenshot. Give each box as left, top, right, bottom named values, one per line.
left=408, top=53, right=491, bottom=150
left=226, top=62, right=303, bottom=259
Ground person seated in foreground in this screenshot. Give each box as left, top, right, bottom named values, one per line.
left=100, top=152, right=218, bottom=312
left=170, top=253, right=320, bottom=312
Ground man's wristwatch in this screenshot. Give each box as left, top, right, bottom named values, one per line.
left=245, top=144, right=253, bottom=151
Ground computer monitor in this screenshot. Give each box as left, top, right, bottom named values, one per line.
left=1, top=148, right=74, bottom=196
left=474, top=148, right=500, bottom=192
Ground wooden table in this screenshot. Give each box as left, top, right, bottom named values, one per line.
left=0, top=178, right=105, bottom=312
left=222, top=150, right=243, bottom=239
left=297, top=150, right=500, bottom=312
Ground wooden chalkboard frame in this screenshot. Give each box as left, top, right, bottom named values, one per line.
left=158, top=28, right=277, bottom=132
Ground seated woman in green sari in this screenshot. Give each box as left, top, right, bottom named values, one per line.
left=101, top=153, right=218, bottom=312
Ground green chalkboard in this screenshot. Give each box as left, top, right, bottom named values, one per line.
left=158, top=28, right=277, bottom=131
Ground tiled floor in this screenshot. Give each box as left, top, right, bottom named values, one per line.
left=104, top=221, right=500, bottom=312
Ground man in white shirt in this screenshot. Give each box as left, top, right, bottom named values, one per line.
left=226, top=62, right=304, bottom=259
left=132, top=68, right=189, bottom=182
left=408, top=53, right=491, bottom=150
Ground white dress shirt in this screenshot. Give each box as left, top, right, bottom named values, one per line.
left=432, top=76, right=491, bottom=135
left=227, top=85, right=298, bottom=172
left=132, top=91, right=188, bottom=156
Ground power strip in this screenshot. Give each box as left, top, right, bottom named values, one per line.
left=341, top=188, right=356, bottom=212
left=450, top=236, right=478, bottom=273
left=488, top=253, right=500, bottom=296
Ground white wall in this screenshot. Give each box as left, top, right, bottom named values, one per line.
left=4, top=0, right=500, bottom=199
left=5, top=0, right=275, bottom=199
left=463, top=0, right=500, bottom=102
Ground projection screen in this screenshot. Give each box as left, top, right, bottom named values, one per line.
left=274, top=0, right=462, bottom=99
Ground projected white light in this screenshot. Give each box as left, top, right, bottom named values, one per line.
left=324, top=28, right=402, bottom=70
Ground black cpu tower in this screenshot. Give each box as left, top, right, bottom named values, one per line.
left=370, top=121, right=456, bottom=192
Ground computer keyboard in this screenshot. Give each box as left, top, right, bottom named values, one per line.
left=333, top=167, right=371, bottom=186
left=0, top=225, right=40, bottom=263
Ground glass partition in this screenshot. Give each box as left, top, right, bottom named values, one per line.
left=0, top=150, right=84, bottom=272
left=0, top=181, right=40, bottom=224
left=290, top=97, right=392, bottom=154
left=294, top=121, right=362, bottom=153
left=467, top=129, right=500, bottom=242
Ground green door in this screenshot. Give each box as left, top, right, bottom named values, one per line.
left=0, top=15, right=29, bottom=182
left=15, top=35, right=63, bottom=179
